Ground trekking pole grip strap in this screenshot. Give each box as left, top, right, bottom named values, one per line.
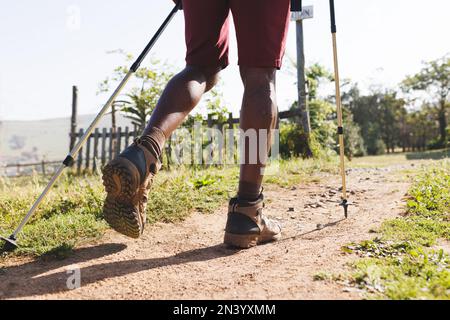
left=329, top=0, right=337, bottom=33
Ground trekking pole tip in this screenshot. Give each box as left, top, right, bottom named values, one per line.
left=340, top=199, right=349, bottom=219
left=0, top=235, right=19, bottom=252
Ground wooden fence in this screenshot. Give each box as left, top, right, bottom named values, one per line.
left=1, top=109, right=302, bottom=177
left=0, top=160, right=62, bottom=177
left=70, top=126, right=140, bottom=174
left=71, top=109, right=302, bottom=172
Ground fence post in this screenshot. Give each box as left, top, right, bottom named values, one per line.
left=133, top=124, right=138, bottom=139
left=77, top=128, right=84, bottom=174
left=116, top=127, right=122, bottom=156
left=93, top=128, right=100, bottom=172
left=101, top=128, right=107, bottom=167
left=108, top=128, right=114, bottom=161
left=70, top=86, right=78, bottom=151
left=85, top=132, right=91, bottom=170
left=124, top=126, right=130, bottom=148
left=166, top=139, right=172, bottom=170
left=227, top=113, right=235, bottom=165
left=41, top=160, right=46, bottom=176
left=206, top=114, right=214, bottom=166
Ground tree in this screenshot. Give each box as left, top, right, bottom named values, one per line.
left=342, top=107, right=366, bottom=159
left=402, top=55, right=450, bottom=145
left=305, top=63, right=334, bottom=101
left=98, top=51, right=173, bottom=131
left=342, top=83, right=413, bottom=155
left=378, top=92, right=406, bottom=153
left=342, top=85, right=384, bottom=155
left=286, top=63, right=337, bottom=157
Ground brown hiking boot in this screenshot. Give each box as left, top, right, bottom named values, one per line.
left=224, top=194, right=281, bottom=249
left=102, top=137, right=161, bottom=238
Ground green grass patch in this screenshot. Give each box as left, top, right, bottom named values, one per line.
left=336, top=162, right=450, bottom=299
left=350, top=149, right=449, bottom=168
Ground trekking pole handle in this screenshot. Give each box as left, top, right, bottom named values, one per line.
left=329, top=0, right=337, bottom=33
left=130, top=2, right=181, bottom=72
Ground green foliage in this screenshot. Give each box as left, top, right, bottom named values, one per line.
left=305, top=63, right=334, bottom=101
left=342, top=86, right=405, bottom=155
left=337, top=164, right=450, bottom=299
left=0, top=175, right=107, bottom=257
left=406, top=167, right=450, bottom=218
left=204, top=88, right=229, bottom=123
left=342, top=107, right=366, bottom=159
left=98, top=52, right=173, bottom=131
left=351, top=249, right=450, bottom=300
left=280, top=122, right=313, bottom=158
left=279, top=121, right=335, bottom=159
left=308, top=99, right=337, bottom=151
left=192, top=174, right=218, bottom=189
left=182, top=86, right=229, bottom=130
left=402, top=54, right=450, bottom=144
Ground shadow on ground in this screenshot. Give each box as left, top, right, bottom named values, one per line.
left=0, top=242, right=238, bottom=299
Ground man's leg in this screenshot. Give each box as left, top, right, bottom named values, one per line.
left=223, top=67, right=281, bottom=248
left=141, top=65, right=221, bottom=158
left=102, top=66, right=220, bottom=238
left=102, top=0, right=230, bottom=238
left=224, top=0, right=290, bottom=248
left=238, top=67, right=278, bottom=200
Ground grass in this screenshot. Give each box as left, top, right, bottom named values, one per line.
left=335, top=162, right=450, bottom=299
left=0, top=157, right=335, bottom=259
left=0, top=174, right=107, bottom=257
left=350, top=148, right=449, bottom=168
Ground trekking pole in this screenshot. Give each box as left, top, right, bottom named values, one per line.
left=1, top=2, right=182, bottom=251
left=329, top=0, right=349, bottom=218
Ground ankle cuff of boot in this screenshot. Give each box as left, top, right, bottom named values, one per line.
left=138, top=127, right=167, bottom=159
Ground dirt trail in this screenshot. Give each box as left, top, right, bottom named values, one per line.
left=0, top=166, right=411, bottom=300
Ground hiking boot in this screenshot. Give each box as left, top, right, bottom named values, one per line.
left=102, top=137, right=161, bottom=238
left=224, top=194, right=281, bottom=248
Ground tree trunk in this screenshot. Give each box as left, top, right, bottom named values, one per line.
left=438, top=100, right=448, bottom=143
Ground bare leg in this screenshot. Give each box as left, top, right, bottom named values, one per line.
left=101, top=64, right=221, bottom=238
left=143, top=65, right=220, bottom=138
left=238, top=67, right=278, bottom=200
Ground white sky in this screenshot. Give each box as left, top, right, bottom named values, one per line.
left=0, top=0, right=449, bottom=121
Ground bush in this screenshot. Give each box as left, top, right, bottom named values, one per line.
left=279, top=122, right=330, bottom=159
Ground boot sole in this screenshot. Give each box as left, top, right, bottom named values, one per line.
left=223, top=232, right=282, bottom=249
left=102, top=159, right=143, bottom=238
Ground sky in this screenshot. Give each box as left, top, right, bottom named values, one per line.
left=0, top=0, right=449, bottom=121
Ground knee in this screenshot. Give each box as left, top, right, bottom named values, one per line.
left=204, top=71, right=220, bottom=92
left=185, top=65, right=221, bottom=92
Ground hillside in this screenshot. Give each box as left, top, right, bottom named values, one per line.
left=0, top=113, right=133, bottom=165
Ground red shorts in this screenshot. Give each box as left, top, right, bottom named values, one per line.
left=182, top=0, right=291, bottom=69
